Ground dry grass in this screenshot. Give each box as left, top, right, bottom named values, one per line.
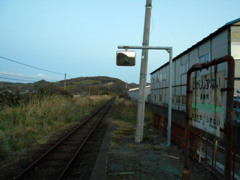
left=0, top=95, right=110, bottom=160
left=111, top=97, right=136, bottom=153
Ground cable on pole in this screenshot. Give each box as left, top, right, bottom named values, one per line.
left=0, top=56, right=65, bottom=76
left=0, top=73, right=42, bottom=80
left=0, top=76, right=33, bottom=82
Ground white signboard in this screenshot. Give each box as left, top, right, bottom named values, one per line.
left=190, top=70, right=225, bottom=138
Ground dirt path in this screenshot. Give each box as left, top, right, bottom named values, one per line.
left=106, top=118, right=214, bottom=180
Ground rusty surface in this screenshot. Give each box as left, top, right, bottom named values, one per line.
left=184, top=55, right=235, bottom=180
left=224, top=55, right=234, bottom=180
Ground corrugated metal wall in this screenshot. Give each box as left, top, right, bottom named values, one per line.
left=150, top=27, right=233, bottom=112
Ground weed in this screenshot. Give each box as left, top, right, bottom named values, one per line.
left=113, top=97, right=137, bottom=124
left=0, top=95, right=110, bottom=161
left=110, top=97, right=154, bottom=153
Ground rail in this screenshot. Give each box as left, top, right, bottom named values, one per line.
left=15, top=97, right=115, bottom=179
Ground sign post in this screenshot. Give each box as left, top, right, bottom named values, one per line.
left=183, top=55, right=235, bottom=180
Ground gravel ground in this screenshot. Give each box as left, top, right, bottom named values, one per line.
left=106, top=118, right=214, bottom=180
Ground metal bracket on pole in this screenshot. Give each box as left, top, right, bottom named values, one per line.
left=118, top=45, right=173, bottom=146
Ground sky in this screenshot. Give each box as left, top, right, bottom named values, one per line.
left=0, top=0, right=239, bottom=84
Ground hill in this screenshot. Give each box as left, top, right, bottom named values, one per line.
left=0, top=76, right=137, bottom=96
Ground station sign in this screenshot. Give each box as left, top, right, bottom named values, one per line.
left=189, top=70, right=226, bottom=138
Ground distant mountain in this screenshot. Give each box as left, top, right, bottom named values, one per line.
left=0, top=76, right=135, bottom=96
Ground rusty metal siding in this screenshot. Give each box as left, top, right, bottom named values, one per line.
left=151, top=89, right=156, bottom=103
left=162, top=65, right=168, bottom=88
left=175, top=86, right=181, bottom=111
left=172, top=60, right=176, bottom=86
left=181, top=53, right=188, bottom=64
left=156, top=71, right=159, bottom=86
left=181, top=54, right=188, bottom=84
left=172, top=87, right=176, bottom=109
left=212, top=29, right=229, bottom=74
left=211, top=30, right=228, bottom=56
left=198, top=40, right=212, bottom=77
left=199, top=40, right=211, bottom=57
left=150, top=21, right=240, bottom=109
left=181, top=85, right=187, bottom=112
left=189, top=48, right=199, bottom=79
left=175, top=57, right=181, bottom=85
left=159, top=69, right=163, bottom=89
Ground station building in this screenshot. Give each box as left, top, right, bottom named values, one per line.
left=128, top=85, right=151, bottom=102
left=149, top=18, right=240, bottom=152
left=150, top=18, right=240, bottom=112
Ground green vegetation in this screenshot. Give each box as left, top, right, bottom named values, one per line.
left=113, top=97, right=137, bottom=124
left=77, top=80, right=100, bottom=85
left=111, top=97, right=153, bottom=151
left=0, top=95, right=110, bottom=162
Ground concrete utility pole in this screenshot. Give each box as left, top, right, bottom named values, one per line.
left=135, top=0, right=152, bottom=143
left=64, top=73, right=67, bottom=90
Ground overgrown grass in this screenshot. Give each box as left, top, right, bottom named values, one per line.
left=110, top=97, right=154, bottom=152
left=113, top=97, right=137, bottom=124
left=0, top=95, right=110, bottom=160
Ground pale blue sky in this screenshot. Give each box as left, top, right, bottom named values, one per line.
left=0, top=0, right=239, bottom=83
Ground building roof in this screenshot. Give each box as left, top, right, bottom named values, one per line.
left=150, top=18, right=240, bottom=75
left=128, top=85, right=151, bottom=92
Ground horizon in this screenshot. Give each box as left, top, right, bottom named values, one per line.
left=0, top=1, right=239, bottom=83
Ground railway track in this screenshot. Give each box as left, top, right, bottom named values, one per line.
left=14, top=97, right=115, bottom=180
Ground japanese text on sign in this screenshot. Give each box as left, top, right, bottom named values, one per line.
left=190, top=70, right=225, bottom=138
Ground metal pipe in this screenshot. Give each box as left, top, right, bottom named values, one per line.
left=118, top=45, right=172, bottom=51
left=224, top=56, right=234, bottom=180
left=118, top=46, right=173, bottom=145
